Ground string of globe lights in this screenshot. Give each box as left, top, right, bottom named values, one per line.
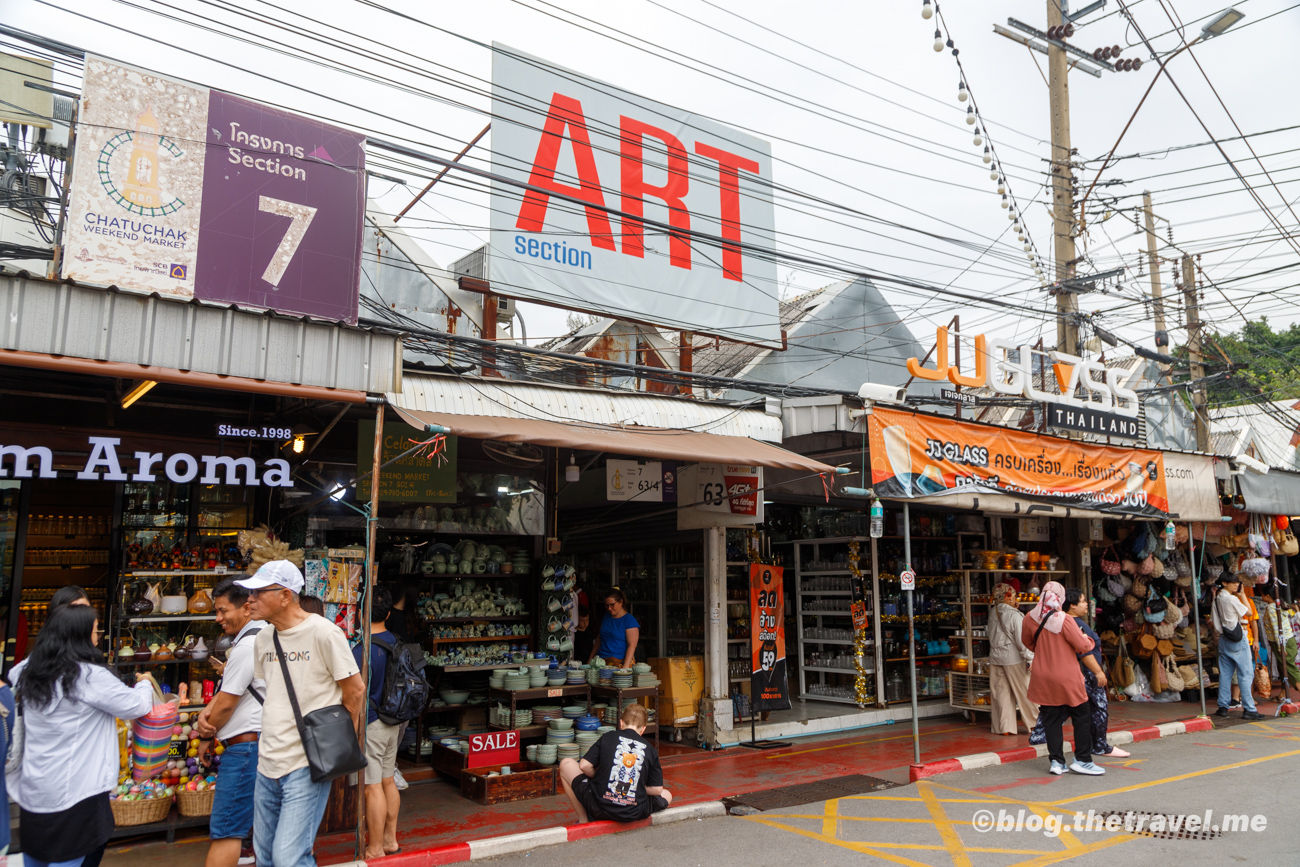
left=923, top=0, right=1047, bottom=286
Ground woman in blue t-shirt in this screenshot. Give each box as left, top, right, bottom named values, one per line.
left=591, top=589, right=640, bottom=667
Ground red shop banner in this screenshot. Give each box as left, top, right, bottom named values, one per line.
left=749, top=563, right=791, bottom=712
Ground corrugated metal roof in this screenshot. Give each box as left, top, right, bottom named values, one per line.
left=1210, top=400, right=1300, bottom=469
left=0, top=274, right=399, bottom=393
left=389, top=372, right=783, bottom=442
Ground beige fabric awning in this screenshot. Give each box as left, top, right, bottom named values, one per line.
left=392, top=407, right=838, bottom=474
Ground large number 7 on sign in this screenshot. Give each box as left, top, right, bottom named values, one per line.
left=258, top=196, right=318, bottom=288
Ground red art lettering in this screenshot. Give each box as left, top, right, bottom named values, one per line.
left=515, top=93, right=616, bottom=251
left=619, top=117, right=691, bottom=270
left=694, top=142, right=760, bottom=282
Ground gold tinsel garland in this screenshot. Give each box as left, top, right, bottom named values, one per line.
left=847, top=540, right=873, bottom=707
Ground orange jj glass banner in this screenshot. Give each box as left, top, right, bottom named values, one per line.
left=750, top=563, right=791, bottom=712
left=868, top=407, right=1171, bottom=519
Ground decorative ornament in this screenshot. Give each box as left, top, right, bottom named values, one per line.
left=847, top=540, right=872, bottom=708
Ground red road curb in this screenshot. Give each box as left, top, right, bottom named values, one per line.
left=910, top=758, right=963, bottom=781
left=378, top=842, right=471, bottom=866
left=1128, top=726, right=1162, bottom=742
left=566, top=818, right=651, bottom=840
left=996, top=746, right=1040, bottom=763
left=1185, top=717, right=1213, bottom=733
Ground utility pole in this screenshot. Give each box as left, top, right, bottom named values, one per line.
left=1142, top=191, right=1167, bottom=349
left=1047, top=0, right=1079, bottom=355
left=1183, top=254, right=1209, bottom=451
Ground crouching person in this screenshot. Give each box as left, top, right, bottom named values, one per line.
left=559, top=703, right=671, bottom=824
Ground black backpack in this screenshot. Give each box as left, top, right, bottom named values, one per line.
left=373, top=636, right=430, bottom=725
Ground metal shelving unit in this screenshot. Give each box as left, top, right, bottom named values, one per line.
left=794, top=536, right=880, bottom=705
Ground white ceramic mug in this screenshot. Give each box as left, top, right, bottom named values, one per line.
left=547, top=596, right=563, bottom=612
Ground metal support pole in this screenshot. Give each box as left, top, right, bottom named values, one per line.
left=1047, top=0, right=1079, bottom=355
left=1192, top=523, right=1208, bottom=718
left=1184, top=256, right=1209, bottom=451
left=356, top=402, right=384, bottom=858
left=904, top=503, right=920, bottom=764
left=1142, top=191, right=1167, bottom=350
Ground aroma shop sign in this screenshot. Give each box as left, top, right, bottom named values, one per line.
left=0, top=437, right=292, bottom=486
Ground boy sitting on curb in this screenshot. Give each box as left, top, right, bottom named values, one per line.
left=559, top=703, right=672, bottom=823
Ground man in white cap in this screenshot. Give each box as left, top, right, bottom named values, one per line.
left=238, top=560, right=365, bottom=867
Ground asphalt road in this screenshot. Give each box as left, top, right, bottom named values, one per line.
left=483, top=710, right=1300, bottom=866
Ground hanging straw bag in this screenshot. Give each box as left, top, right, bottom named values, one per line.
left=1110, top=637, right=1135, bottom=689
left=1163, top=655, right=1186, bottom=692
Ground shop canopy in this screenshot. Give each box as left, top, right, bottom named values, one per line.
left=1236, top=467, right=1300, bottom=516
left=390, top=407, right=839, bottom=474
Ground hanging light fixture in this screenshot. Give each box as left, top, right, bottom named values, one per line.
left=997, top=177, right=1006, bottom=195
left=922, top=0, right=933, bottom=19
left=973, top=127, right=983, bottom=146
left=982, top=146, right=992, bottom=164
left=965, top=104, right=976, bottom=125
left=1024, top=243, right=1032, bottom=252
left=990, top=168, right=999, bottom=181
left=957, top=80, right=967, bottom=101
left=1000, top=194, right=1009, bottom=209
left=934, top=29, right=944, bottom=51
left=1008, top=209, right=1017, bottom=221
left=565, top=453, right=580, bottom=482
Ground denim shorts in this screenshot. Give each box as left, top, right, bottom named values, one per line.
left=210, top=741, right=259, bottom=840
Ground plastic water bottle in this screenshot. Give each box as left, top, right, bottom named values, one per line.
left=1165, top=521, right=1176, bottom=550
left=870, top=500, right=884, bottom=538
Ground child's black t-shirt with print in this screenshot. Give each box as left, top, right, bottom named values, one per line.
left=581, top=729, right=662, bottom=821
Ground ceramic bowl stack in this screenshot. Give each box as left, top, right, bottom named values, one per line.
left=575, top=730, right=600, bottom=752
left=635, top=671, right=660, bottom=688
left=586, top=667, right=602, bottom=685
left=529, top=668, right=548, bottom=688
left=532, top=704, right=562, bottom=723
left=488, top=670, right=508, bottom=690
left=633, top=663, right=653, bottom=675
left=510, top=708, right=533, bottom=727
left=535, top=744, right=557, bottom=765
left=599, top=668, right=615, bottom=684
left=602, top=705, right=619, bottom=725
left=566, top=667, right=586, bottom=685
left=525, top=744, right=538, bottom=762
left=557, top=743, right=581, bottom=761
left=503, top=671, right=530, bottom=691
left=439, top=689, right=470, bottom=705
left=611, top=669, right=635, bottom=689
left=597, top=725, right=616, bottom=734
left=546, top=717, right=575, bottom=745
left=562, top=705, right=587, bottom=719
left=546, top=668, right=568, bottom=687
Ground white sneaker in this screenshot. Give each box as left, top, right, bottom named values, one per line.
left=1069, top=761, right=1105, bottom=776
left=393, top=768, right=409, bottom=791
left=1049, top=760, right=1067, bottom=775
left=237, top=857, right=255, bottom=866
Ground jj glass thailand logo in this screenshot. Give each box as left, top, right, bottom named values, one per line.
left=97, top=104, right=186, bottom=217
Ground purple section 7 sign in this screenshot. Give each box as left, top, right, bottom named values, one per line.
left=195, top=91, right=365, bottom=324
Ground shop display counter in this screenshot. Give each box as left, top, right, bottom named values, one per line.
left=591, top=684, right=660, bottom=746
left=461, top=761, right=558, bottom=805
left=487, top=684, right=592, bottom=738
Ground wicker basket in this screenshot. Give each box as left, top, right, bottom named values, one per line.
left=177, top=785, right=217, bottom=817
left=110, top=795, right=173, bottom=826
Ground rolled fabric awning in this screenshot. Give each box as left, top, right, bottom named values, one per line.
left=391, top=407, right=839, bottom=474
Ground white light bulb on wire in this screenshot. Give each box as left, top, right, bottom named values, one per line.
left=957, top=80, right=967, bottom=101
left=990, top=168, right=999, bottom=181
left=934, top=29, right=944, bottom=51
left=997, top=178, right=1006, bottom=195
left=922, top=0, right=933, bottom=19
left=966, top=105, right=976, bottom=125
left=973, top=128, right=983, bottom=147
left=1024, top=243, right=1032, bottom=252
left=1009, top=209, right=1017, bottom=221
left=1000, top=194, right=1009, bottom=209
left=982, top=146, right=991, bottom=164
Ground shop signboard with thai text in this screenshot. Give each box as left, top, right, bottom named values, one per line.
left=62, top=56, right=364, bottom=323
left=749, top=563, right=790, bottom=712
left=868, top=407, right=1170, bottom=519
left=489, top=46, right=780, bottom=347
left=356, top=419, right=458, bottom=503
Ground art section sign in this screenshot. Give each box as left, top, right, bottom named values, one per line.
left=749, top=563, right=790, bottom=712
left=489, top=46, right=780, bottom=347
left=868, top=406, right=1170, bottom=519
left=62, top=57, right=364, bottom=323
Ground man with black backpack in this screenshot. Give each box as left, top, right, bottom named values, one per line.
left=195, top=576, right=268, bottom=867
left=351, top=586, right=417, bottom=859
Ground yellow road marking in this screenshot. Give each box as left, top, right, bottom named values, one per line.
left=917, top=782, right=973, bottom=867
left=1044, top=746, right=1300, bottom=806
left=743, top=816, right=934, bottom=867
left=1004, top=835, right=1137, bottom=867
left=822, top=797, right=839, bottom=838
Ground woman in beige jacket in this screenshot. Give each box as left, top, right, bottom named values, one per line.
left=988, top=582, right=1038, bottom=735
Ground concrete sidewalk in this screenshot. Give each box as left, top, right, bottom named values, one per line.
left=100, top=697, right=1236, bottom=867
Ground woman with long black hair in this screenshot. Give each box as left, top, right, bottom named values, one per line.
left=8, top=604, right=154, bottom=867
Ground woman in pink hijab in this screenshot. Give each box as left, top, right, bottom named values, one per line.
left=1021, top=581, right=1105, bottom=776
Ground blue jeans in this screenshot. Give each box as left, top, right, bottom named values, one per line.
left=253, top=767, right=332, bottom=867
left=1218, top=636, right=1257, bottom=712
left=210, top=741, right=259, bottom=839
left=24, top=859, right=81, bottom=867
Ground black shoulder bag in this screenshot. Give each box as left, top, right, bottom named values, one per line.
left=273, top=630, right=366, bottom=783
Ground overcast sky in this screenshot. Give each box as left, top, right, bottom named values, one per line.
left=7, top=0, right=1299, bottom=376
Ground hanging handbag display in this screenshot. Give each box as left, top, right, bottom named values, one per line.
left=1163, top=654, right=1186, bottom=692
left=1254, top=662, right=1272, bottom=698
left=272, top=631, right=366, bottom=783
left=1110, top=636, right=1135, bottom=689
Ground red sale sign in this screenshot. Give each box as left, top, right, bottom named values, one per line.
left=467, top=730, right=520, bottom=768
